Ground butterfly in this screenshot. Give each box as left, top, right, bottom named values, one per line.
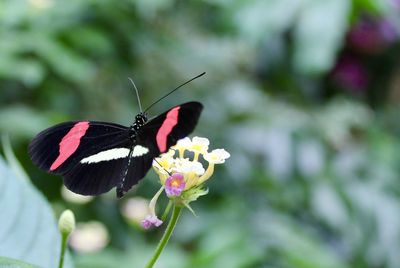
left=29, top=73, right=204, bottom=198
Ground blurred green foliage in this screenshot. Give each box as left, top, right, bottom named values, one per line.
left=0, top=139, right=73, bottom=268
left=1, top=0, right=400, bottom=267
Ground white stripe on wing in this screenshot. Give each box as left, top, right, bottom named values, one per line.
left=80, top=145, right=149, bottom=164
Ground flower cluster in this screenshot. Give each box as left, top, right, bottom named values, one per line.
left=141, top=136, right=230, bottom=229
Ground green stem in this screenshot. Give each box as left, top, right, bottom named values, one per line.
left=145, top=205, right=182, bottom=268
left=161, top=200, right=173, bottom=221
left=58, top=234, right=67, bottom=268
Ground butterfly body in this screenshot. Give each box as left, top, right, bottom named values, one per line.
left=29, top=102, right=203, bottom=198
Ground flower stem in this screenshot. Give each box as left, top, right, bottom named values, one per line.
left=145, top=205, right=182, bottom=268
left=58, top=234, right=67, bottom=268
left=161, top=200, right=173, bottom=221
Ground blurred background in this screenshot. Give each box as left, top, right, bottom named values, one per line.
left=1, top=0, right=400, bottom=267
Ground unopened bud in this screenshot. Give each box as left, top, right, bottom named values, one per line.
left=58, top=209, right=75, bottom=236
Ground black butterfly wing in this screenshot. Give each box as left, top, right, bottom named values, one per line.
left=118, top=102, right=203, bottom=195
left=63, top=155, right=130, bottom=195
left=140, top=101, right=203, bottom=154
left=29, top=102, right=203, bottom=197
left=29, top=121, right=132, bottom=195
left=116, top=148, right=155, bottom=198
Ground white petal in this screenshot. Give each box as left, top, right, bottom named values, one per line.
left=188, top=136, right=210, bottom=153
left=204, top=149, right=230, bottom=164
left=212, top=149, right=230, bottom=159
left=176, top=137, right=192, bottom=148
left=192, top=136, right=210, bottom=146
left=191, top=161, right=205, bottom=175
left=173, top=159, right=204, bottom=175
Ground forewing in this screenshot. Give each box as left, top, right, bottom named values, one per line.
left=29, top=121, right=131, bottom=195
left=139, top=101, right=203, bottom=154
left=119, top=102, right=203, bottom=195
left=29, top=121, right=130, bottom=174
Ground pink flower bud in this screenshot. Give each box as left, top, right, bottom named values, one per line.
left=165, top=173, right=186, bottom=197
left=141, top=215, right=163, bottom=229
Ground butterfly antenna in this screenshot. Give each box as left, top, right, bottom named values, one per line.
left=144, top=72, right=206, bottom=113
left=128, top=77, right=143, bottom=113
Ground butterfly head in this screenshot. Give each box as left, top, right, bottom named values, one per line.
left=135, top=113, right=148, bottom=126
left=131, top=112, right=148, bottom=131
left=130, top=113, right=148, bottom=138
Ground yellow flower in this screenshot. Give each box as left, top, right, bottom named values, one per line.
left=152, top=149, right=175, bottom=183
left=148, top=136, right=229, bottom=217
left=172, top=137, right=192, bottom=158
left=188, top=136, right=209, bottom=161
left=190, top=137, right=209, bottom=153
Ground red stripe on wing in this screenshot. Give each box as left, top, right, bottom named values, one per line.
left=156, top=106, right=180, bottom=153
left=50, top=121, right=90, bottom=171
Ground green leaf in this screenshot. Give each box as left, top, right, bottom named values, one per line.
left=2, top=135, right=29, bottom=184
left=0, top=57, right=45, bottom=87
left=236, top=0, right=302, bottom=43
left=0, top=256, right=40, bottom=268
left=352, top=0, right=389, bottom=18
left=0, top=106, right=53, bottom=140
left=256, top=214, right=350, bottom=268
left=0, top=142, right=74, bottom=268
left=33, top=37, right=95, bottom=84
left=293, top=0, right=350, bottom=75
